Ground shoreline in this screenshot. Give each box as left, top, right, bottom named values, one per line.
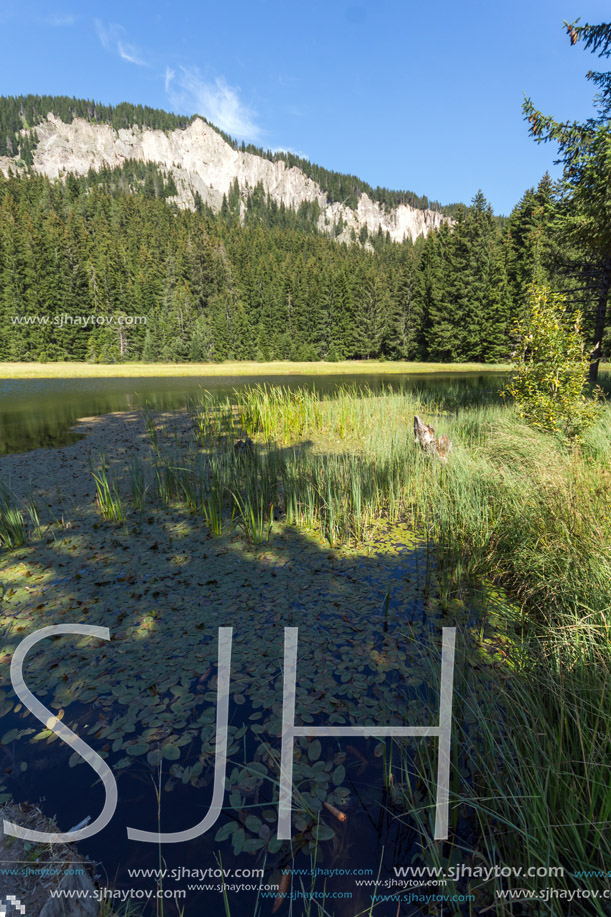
left=0, top=360, right=514, bottom=379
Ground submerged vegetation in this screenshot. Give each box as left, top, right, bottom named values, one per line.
left=94, top=383, right=611, bottom=908
left=1, top=378, right=610, bottom=913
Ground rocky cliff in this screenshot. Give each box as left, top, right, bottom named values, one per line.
left=0, top=113, right=448, bottom=243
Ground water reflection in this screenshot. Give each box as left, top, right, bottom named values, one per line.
left=0, top=372, right=506, bottom=455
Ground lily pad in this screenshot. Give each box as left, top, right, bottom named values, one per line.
left=312, top=824, right=335, bottom=842
left=162, top=744, right=181, bottom=761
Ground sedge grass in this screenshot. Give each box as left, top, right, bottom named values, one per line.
left=396, top=608, right=611, bottom=914
left=0, top=480, right=27, bottom=548
left=114, top=383, right=611, bottom=912
left=89, top=457, right=126, bottom=524
left=232, top=490, right=273, bottom=544
left=128, top=458, right=150, bottom=515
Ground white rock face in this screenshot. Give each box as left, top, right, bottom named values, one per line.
left=0, top=114, right=449, bottom=242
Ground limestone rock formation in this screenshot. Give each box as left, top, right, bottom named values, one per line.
left=0, top=113, right=449, bottom=243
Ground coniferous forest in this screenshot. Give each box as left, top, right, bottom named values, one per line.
left=0, top=98, right=605, bottom=365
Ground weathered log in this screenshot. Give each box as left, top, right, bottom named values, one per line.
left=0, top=803, right=100, bottom=916
left=413, top=415, right=453, bottom=464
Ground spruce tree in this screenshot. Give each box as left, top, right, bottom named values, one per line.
left=523, top=19, right=611, bottom=381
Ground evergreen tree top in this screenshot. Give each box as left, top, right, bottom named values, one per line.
left=523, top=20, right=611, bottom=165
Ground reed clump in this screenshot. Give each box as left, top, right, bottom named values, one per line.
left=0, top=480, right=27, bottom=547
left=139, top=384, right=611, bottom=619
left=177, top=382, right=611, bottom=912
left=89, top=456, right=126, bottom=524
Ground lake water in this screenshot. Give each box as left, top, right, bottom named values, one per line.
left=0, top=371, right=505, bottom=454
left=0, top=369, right=504, bottom=916
left=1, top=523, right=483, bottom=917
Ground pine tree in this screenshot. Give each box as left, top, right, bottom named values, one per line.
left=426, top=195, right=509, bottom=361
left=389, top=247, right=420, bottom=359
left=352, top=268, right=387, bottom=359
left=523, top=19, right=611, bottom=381
left=422, top=220, right=459, bottom=360
left=505, top=174, right=556, bottom=307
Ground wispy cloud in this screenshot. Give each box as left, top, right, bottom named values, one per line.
left=94, top=19, right=111, bottom=49
left=94, top=19, right=148, bottom=67
left=46, top=14, right=76, bottom=27
left=117, top=41, right=147, bottom=66
left=166, top=66, right=262, bottom=141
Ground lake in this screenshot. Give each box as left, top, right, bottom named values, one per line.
left=0, top=369, right=515, bottom=916
left=0, top=371, right=505, bottom=454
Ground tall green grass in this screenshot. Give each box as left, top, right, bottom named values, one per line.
left=395, top=604, right=611, bottom=914
left=0, top=481, right=26, bottom=548
left=128, top=458, right=150, bottom=516
left=133, top=386, right=611, bottom=912
left=145, top=385, right=611, bottom=612
left=89, top=456, right=126, bottom=523
left=181, top=383, right=611, bottom=913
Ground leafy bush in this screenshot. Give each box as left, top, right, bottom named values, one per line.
left=504, top=285, right=602, bottom=438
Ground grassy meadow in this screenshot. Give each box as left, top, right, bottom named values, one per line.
left=0, top=360, right=513, bottom=379
left=1, top=373, right=610, bottom=913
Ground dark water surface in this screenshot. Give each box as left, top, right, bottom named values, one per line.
left=0, top=371, right=505, bottom=454
left=0, top=531, right=474, bottom=917
left=0, top=370, right=503, bottom=915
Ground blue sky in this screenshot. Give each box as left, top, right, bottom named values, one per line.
left=0, top=0, right=609, bottom=214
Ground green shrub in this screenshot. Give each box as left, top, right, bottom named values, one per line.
left=504, top=285, right=603, bottom=439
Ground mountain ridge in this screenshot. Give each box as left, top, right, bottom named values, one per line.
left=0, top=95, right=453, bottom=244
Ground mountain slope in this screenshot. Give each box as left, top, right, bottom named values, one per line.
left=0, top=97, right=451, bottom=243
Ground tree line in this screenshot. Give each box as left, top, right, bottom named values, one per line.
left=0, top=95, right=193, bottom=159
left=0, top=158, right=588, bottom=364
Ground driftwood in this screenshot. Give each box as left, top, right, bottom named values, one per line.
left=413, top=416, right=453, bottom=464
left=0, top=803, right=100, bottom=916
